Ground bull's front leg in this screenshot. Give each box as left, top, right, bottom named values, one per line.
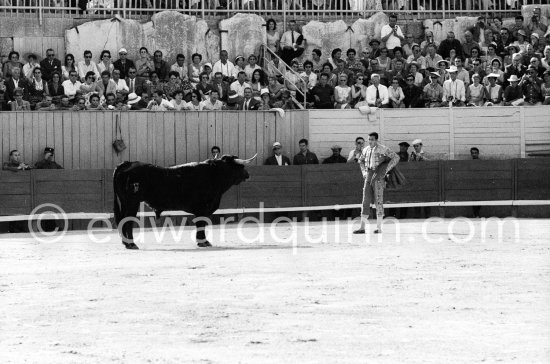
left=195, top=218, right=212, bottom=248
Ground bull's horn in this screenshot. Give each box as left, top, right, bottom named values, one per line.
left=235, top=153, right=257, bottom=165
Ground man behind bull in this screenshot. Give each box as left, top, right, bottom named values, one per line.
left=354, top=132, right=399, bottom=234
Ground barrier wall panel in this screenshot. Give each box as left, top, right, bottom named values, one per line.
left=524, top=107, right=550, bottom=155
left=517, top=159, right=550, bottom=200
left=240, top=166, right=302, bottom=208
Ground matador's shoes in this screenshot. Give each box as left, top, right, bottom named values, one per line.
left=373, top=229, right=382, bottom=234
left=353, top=229, right=366, bottom=234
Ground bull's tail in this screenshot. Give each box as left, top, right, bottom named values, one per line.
left=113, top=161, right=133, bottom=226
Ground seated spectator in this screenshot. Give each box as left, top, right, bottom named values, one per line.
left=465, top=46, right=482, bottom=70
left=513, top=30, right=529, bottom=54
left=442, top=66, right=466, bottom=107
left=152, top=50, right=170, bottom=81
left=125, top=67, right=142, bottom=95
left=170, top=54, right=188, bottom=82
left=350, top=74, right=366, bottom=108
left=2, top=51, right=24, bottom=79
left=521, top=67, right=543, bottom=105
left=113, top=48, right=135, bottom=80
left=388, top=59, right=407, bottom=88
left=97, top=50, right=115, bottom=75
left=232, top=55, right=246, bottom=79
left=503, top=75, right=524, bottom=106
left=424, top=43, right=443, bottom=70
left=462, top=30, right=478, bottom=59
left=300, top=60, right=317, bottom=91
left=267, top=75, right=283, bottom=101
left=10, top=87, right=30, bottom=110
left=135, top=47, right=154, bottom=81
left=196, top=71, right=214, bottom=101
left=72, top=97, right=87, bottom=111
left=334, top=73, right=351, bottom=109
left=102, top=92, right=117, bottom=110
left=321, top=62, right=337, bottom=87
left=230, top=71, right=251, bottom=97
left=311, top=48, right=323, bottom=73
left=57, top=95, right=75, bottom=110
left=185, top=89, right=202, bottom=110
left=406, top=44, right=426, bottom=70
left=244, top=54, right=261, bottom=81
left=390, top=47, right=407, bottom=71
left=250, top=69, right=267, bottom=99
left=265, top=142, right=291, bottom=166
left=188, top=53, right=203, bottom=86
left=5, top=67, right=30, bottom=105
left=542, top=46, right=550, bottom=71
left=28, top=67, right=49, bottom=109
left=388, top=77, right=405, bottom=108
left=97, top=70, right=117, bottom=99
left=484, top=73, right=503, bottom=105
left=436, top=60, right=450, bottom=85
left=323, top=145, right=347, bottom=164
left=407, top=62, right=423, bottom=87
left=369, top=39, right=382, bottom=59
left=40, top=48, right=61, bottom=82
left=238, top=87, right=261, bottom=110
left=310, top=72, right=334, bottom=109
left=78, top=50, right=99, bottom=81
left=258, top=89, right=272, bottom=110
left=211, top=146, right=221, bottom=159
left=223, top=90, right=240, bottom=110
left=265, top=56, right=286, bottom=82
left=423, top=71, right=444, bottom=108
left=3, top=149, right=31, bottom=171
left=479, top=29, right=496, bottom=56
left=542, top=71, right=550, bottom=105
left=453, top=57, right=470, bottom=87
left=366, top=73, right=389, bottom=108
left=211, top=72, right=229, bottom=103
left=200, top=89, right=224, bottom=110
left=203, top=63, right=213, bottom=81
left=467, top=74, right=486, bottom=106
left=87, top=94, right=105, bottom=110
left=112, top=69, right=129, bottom=100
left=376, top=47, right=391, bottom=72
left=279, top=20, right=305, bottom=66
left=485, top=43, right=502, bottom=68
left=144, top=71, right=163, bottom=96
left=347, top=137, right=365, bottom=163
left=409, top=139, right=428, bottom=161
left=420, top=31, right=439, bottom=56
left=34, top=147, right=62, bottom=169
left=293, top=138, right=319, bottom=165
left=483, top=58, right=504, bottom=85
left=398, top=142, right=410, bottom=162
left=79, top=71, right=99, bottom=102
left=285, top=61, right=305, bottom=97
left=403, top=73, right=423, bottom=108
left=147, top=90, right=175, bottom=111
left=272, top=89, right=295, bottom=110
left=22, top=53, right=39, bottom=80
left=170, top=90, right=187, bottom=110
left=529, top=57, right=546, bottom=78
left=438, top=31, right=463, bottom=60
left=402, top=34, right=415, bottom=57
left=61, top=53, right=79, bottom=81
left=346, top=48, right=365, bottom=75
left=212, top=50, right=234, bottom=80
left=127, top=93, right=144, bottom=110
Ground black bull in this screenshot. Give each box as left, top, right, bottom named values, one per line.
left=113, top=154, right=256, bottom=249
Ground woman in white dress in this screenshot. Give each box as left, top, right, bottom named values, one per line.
left=96, top=50, right=114, bottom=75
left=467, top=74, right=486, bottom=106
left=188, top=53, right=203, bottom=87
left=135, top=47, right=154, bottom=80
left=62, top=54, right=79, bottom=81
left=334, top=73, right=351, bottom=109
left=170, top=90, right=187, bottom=111
left=376, top=47, right=391, bottom=72
left=185, top=90, right=202, bottom=110
left=265, top=18, right=280, bottom=54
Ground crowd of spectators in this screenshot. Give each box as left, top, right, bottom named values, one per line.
left=1, top=12, right=550, bottom=111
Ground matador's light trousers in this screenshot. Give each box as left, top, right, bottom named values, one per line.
left=360, top=170, right=385, bottom=218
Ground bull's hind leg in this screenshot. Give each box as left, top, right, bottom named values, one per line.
left=120, top=200, right=141, bottom=250
left=195, top=218, right=212, bottom=247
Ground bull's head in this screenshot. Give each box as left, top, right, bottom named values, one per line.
left=219, top=153, right=257, bottom=186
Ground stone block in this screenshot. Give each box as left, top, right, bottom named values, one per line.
left=219, top=13, right=266, bottom=60
left=349, top=12, right=388, bottom=54
left=0, top=37, right=13, bottom=64
left=302, top=20, right=351, bottom=64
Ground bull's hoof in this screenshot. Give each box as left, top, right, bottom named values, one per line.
left=123, top=242, right=140, bottom=250
left=197, top=241, right=212, bottom=248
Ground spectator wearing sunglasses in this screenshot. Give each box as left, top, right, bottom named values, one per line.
left=39, top=48, right=61, bottom=82
left=78, top=50, right=99, bottom=82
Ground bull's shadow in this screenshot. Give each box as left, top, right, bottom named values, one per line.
left=143, top=245, right=313, bottom=253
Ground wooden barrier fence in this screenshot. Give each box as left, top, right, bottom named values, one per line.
left=1, top=160, right=549, bottom=218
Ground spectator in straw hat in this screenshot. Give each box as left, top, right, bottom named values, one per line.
left=423, top=71, right=444, bottom=108
left=258, top=88, right=272, bottom=110
left=409, top=139, right=428, bottom=162
left=126, top=92, right=143, bottom=110
left=223, top=90, right=241, bottom=110
left=503, top=74, right=524, bottom=106
left=484, top=73, right=503, bottom=105
left=442, top=65, right=466, bottom=106
left=265, top=142, right=291, bottom=166
left=322, top=145, right=347, bottom=164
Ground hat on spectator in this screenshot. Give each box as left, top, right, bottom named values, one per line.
left=234, top=55, right=245, bottom=63
left=330, top=145, right=342, bottom=151
left=531, top=33, right=539, bottom=39
left=399, top=142, right=410, bottom=147
left=471, top=73, right=481, bottom=81
left=507, top=74, right=520, bottom=82
left=408, top=61, right=419, bottom=69
left=429, top=71, right=440, bottom=78
left=369, top=39, right=380, bottom=46
left=490, top=58, right=502, bottom=66
left=25, top=52, right=38, bottom=61
left=272, top=142, right=282, bottom=149
left=370, top=73, right=381, bottom=80
left=411, top=139, right=422, bottom=146
left=44, top=147, right=54, bottom=154
left=127, top=93, right=141, bottom=104
left=227, top=90, right=240, bottom=104
left=261, top=88, right=269, bottom=96
left=118, top=48, right=128, bottom=54
left=438, top=59, right=450, bottom=67
left=203, top=63, right=212, bottom=69
left=487, top=73, right=500, bottom=78
left=446, top=65, right=458, bottom=73
left=506, top=44, right=520, bottom=52
left=518, top=29, right=527, bottom=37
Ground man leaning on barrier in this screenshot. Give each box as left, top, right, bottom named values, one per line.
left=354, top=132, right=400, bottom=235
left=3, top=150, right=31, bottom=172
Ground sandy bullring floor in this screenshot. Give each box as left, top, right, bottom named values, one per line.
left=1, top=218, right=549, bottom=363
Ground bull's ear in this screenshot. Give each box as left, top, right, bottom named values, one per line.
left=220, top=155, right=236, bottom=163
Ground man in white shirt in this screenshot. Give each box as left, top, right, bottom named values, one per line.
left=230, top=71, right=251, bottom=97
left=147, top=90, right=175, bottom=111
left=61, top=70, right=82, bottom=102
left=264, top=142, right=291, bottom=166
left=300, top=60, right=317, bottom=90
left=442, top=66, right=466, bottom=106
left=170, top=54, right=188, bottom=81
left=366, top=73, right=389, bottom=108
left=77, top=50, right=99, bottom=82
left=347, top=136, right=365, bottom=163
left=22, top=54, right=39, bottom=80
left=454, top=57, right=470, bottom=87
left=380, top=14, right=404, bottom=57
left=200, top=89, right=224, bottom=110
left=212, top=50, right=235, bottom=80
left=279, top=20, right=305, bottom=65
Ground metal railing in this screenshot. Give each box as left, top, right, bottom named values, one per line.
left=1, top=0, right=540, bottom=21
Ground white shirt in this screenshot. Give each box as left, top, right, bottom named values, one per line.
left=442, top=78, right=466, bottom=102
left=230, top=80, right=251, bottom=97
left=23, top=63, right=38, bottom=80
left=199, top=99, right=224, bottom=110
left=244, top=64, right=261, bottom=81
left=280, top=30, right=301, bottom=49
left=127, top=77, right=138, bottom=93
left=348, top=149, right=361, bottom=162
left=170, top=63, right=188, bottom=80
left=62, top=80, right=82, bottom=98
left=388, top=86, right=404, bottom=102
left=381, top=24, right=404, bottom=50
left=147, top=98, right=175, bottom=111
left=300, top=71, right=317, bottom=89
left=78, top=61, right=99, bottom=80
left=275, top=154, right=283, bottom=166
left=366, top=84, right=389, bottom=106
left=114, top=79, right=129, bottom=92
left=212, top=60, right=235, bottom=78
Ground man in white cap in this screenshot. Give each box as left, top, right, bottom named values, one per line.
left=423, top=71, right=444, bottom=108
left=322, top=145, right=347, bottom=164
left=366, top=73, right=389, bottom=108
left=113, top=48, right=135, bottom=79
left=265, top=142, right=291, bottom=166
left=484, top=73, right=503, bottom=106
left=409, top=139, right=428, bottom=161
left=442, top=65, right=466, bottom=106
left=503, top=74, right=524, bottom=106
left=212, top=50, right=235, bottom=80
left=354, top=132, right=399, bottom=234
